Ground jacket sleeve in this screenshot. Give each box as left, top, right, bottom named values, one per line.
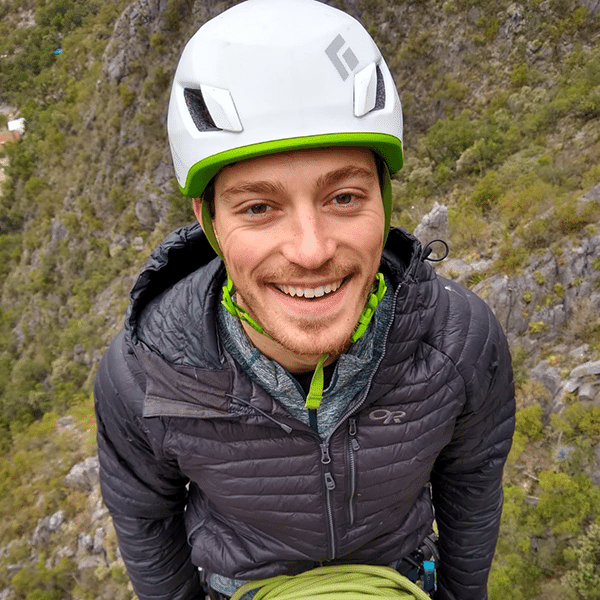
left=94, top=330, right=203, bottom=600
left=430, top=294, right=515, bottom=600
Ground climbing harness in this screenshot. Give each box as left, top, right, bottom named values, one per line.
left=229, top=564, right=433, bottom=600
left=396, top=533, right=439, bottom=597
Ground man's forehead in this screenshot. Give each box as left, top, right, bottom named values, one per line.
left=215, top=147, right=379, bottom=196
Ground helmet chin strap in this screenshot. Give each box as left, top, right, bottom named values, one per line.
left=221, top=272, right=387, bottom=410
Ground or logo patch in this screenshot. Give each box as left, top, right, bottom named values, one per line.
left=369, top=408, right=406, bottom=425
left=325, top=34, right=359, bottom=81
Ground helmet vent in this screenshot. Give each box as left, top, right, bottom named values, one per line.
left=184, top=87, right=222, bottom=132
left=354, top=62, right=387, bottom=117
left=374, top=65, right=386, bottom=111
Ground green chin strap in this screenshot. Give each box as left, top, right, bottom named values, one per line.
left=222, top=272, right=387, bottom=410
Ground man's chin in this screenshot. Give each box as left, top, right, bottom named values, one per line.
left=267, top=324, right=353, bottom=362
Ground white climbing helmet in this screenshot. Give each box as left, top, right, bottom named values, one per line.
left=167, top=0, right=403, bottom=220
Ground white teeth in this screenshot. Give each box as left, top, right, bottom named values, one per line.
left=278, top=280, right=343, bottom=299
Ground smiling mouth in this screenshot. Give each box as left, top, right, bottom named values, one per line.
left=276, top=278, right=345, bottom=299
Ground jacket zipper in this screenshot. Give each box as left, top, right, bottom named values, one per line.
left=347, top=418, right=359, bottom=526
left=233, top=282, right=402, bottom=562
left=320, top=442, right=336, bottom=560
left=316, top=282, right=402, bottom=559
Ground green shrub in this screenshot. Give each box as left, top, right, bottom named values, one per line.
left=519, top=217, right=553, bottom=251
left=422, top=109, right=478, bottom=167
left=533, top=271, right=546, bottom=286
left=12, top=556, right=76, bottom=599
left=493, top=235, right=528, bottom=275
left=563, top=523, right=600, bottom=599
left=515, top=405, right=544, bottom=441
left=499, top=178, right=555, bottom=230
left=119, top=83, right=135, bottom=108
left=165, top=0, right=191, bottom=32
left=511, top=63, right=529, bottom=88
left=563, top=403, right=600, bottom=439
left=532, top=471, right=600, bottom=535
left=447, top=205, right=491, bottom=256
left=528, top=321, right=549, bottom=334
left=469, top=170, right=502, bottom=212
left=555, top=199, right=592, bottom=236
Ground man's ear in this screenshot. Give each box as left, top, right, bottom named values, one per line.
left=192, top=198, right=203, bottom=223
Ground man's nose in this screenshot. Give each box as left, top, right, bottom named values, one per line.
left=281, top=209, right=336, bottom=269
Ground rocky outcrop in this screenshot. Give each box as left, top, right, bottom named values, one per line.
left=471, top=230, right=600, bottom=351
left=102, top=0, right=170, bottom=84
left=1, top=455, right=117, bottom=598
left=417, top=187, right=600, bottom=442
left=413, top=201, right=449, bottom=245
left=64, top=456, right=100, bottom=491
left=427, top=186, right=600, bottom=360
left=581, top=0, right=600, bottom=15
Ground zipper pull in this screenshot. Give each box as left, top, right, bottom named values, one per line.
left=320, top=442, right=331, bottom=465
left=324, top=472, right=336, bottom=490
left=349, top=418, right=357, bottom=436
left=349, top=418, right=360, bottom=451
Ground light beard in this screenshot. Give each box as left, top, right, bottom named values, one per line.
left=233, top=263, right=376, bottom=359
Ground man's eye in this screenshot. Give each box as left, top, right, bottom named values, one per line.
left=334, top=193, right=356, bottom=205
left=248, top=203, right=270, bottom=215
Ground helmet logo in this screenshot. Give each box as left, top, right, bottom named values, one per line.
left=325, top=34, right=359, bottom=81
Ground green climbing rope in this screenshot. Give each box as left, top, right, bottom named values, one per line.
left=229, top=564, right=432, bottom=600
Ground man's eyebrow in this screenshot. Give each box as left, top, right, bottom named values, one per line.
left=220, top=180, right=287, bottom=200
left=220, top=165, right=377, bottom=201
left=315, top=165, right=378, bottom=190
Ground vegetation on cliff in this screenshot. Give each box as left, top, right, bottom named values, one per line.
left=0, top=0, right=599, bottom=598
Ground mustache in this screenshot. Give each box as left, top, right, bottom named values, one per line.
left=257, top=262, right=359, bottom=283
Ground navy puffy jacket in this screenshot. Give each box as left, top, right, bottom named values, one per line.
left=94, top=225, right=515, bottom=600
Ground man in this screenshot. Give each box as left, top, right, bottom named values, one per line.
left=94, top=1, right=515, bottom=599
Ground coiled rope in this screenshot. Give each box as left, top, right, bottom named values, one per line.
left=229, top=564, right=432, bottom=600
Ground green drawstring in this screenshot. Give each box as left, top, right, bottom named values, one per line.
left=221, top=273, right=387, bottom=411
left=304, top=352, right=330, bottom=409
left=229, top=564, right=432, bottom=600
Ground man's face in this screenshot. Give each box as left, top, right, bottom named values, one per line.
left=196, top=147, right=385, bottom=371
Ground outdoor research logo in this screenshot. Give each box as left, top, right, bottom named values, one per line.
left=369, top=409, right=406, bottom=425
left=325, top=34, right=359, bottom=81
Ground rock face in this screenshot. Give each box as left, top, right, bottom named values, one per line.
left=581, top=0, right=600, bottom=15
left=418, top=189, right=600, bottom=357
left=1, top=456, right=114, bottom=596
left=31, top=511, right=64, bottom=547
left=416, top=187, right=600, bottom=415
left=413, top=202, right=450, bottom=245
left=102, top=0, right=170, bottom=84
left=64, top=456, right=100, bottom=491
left=472, top=230, right=600, bottom=350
